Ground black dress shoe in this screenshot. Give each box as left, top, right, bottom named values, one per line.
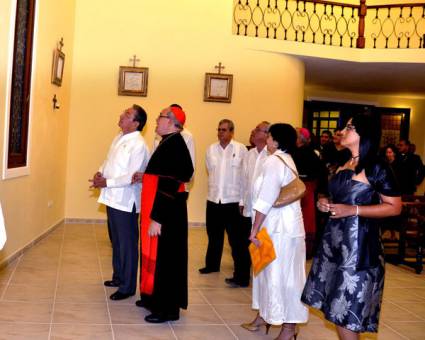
left=110, top=291, right=134, bottom=300
left=144, top=312, right=179, bottom=323
left=225, top=277, right=239, bottom=287
left=135, top=298, right=152, bottom=310
left=104, top=280, right=120, bottom=287
left=198, top=267, right=219, bottom=274
left=225, top=277, right=249, bottom=288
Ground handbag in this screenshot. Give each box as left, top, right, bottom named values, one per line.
left=249, top=228, right=276, bottom=276
left=273, top=155, right=306, bottom=207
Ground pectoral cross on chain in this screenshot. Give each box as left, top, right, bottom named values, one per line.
left=215, top=62, right=225, bottom=74
left=130, top=55, right=140, bottom=67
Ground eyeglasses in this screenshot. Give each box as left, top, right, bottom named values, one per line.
left=217, top=128, right=228, bottom=132
left=254, top=127, right=268, bottom=133
left=345, top=123, right=356, bottom=131
left=157, top=114, right=170, bottom=120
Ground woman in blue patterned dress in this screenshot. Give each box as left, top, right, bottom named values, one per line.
left=301, top=113, right=401, bottom=340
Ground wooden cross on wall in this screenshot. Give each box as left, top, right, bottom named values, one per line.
left=215, top=62, right=225, bottom=74
left=130, top=55, right=140, bottom=67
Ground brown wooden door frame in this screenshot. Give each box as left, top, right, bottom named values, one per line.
left=7, top=0, right=36, bottom=169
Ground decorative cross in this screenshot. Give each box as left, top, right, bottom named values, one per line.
left=129, top=55, right=140, bottom=67
left=58, top=37, right=64, bottom=51
left=215, top=62, right=225, bottom=74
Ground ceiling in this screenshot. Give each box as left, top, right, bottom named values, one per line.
left=299, top=55, right=425, bottom=97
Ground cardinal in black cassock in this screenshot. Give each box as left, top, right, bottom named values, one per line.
left=138, top=106, right=194, bottom=323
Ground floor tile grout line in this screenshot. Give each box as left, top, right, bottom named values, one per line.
left=385, top=301, right=425, bottom=305
left=411, top=291, right=425, bottom=302
left=386, top=298, right=425, bottom=305
left=240, top=288, right=252, bottom=300
left=0, top=299, right=55, bottom=305
left=196, top=287, right=211, bottom=305
left=188, top=287, right=252, bottom=291
left=47, top=224, right=66, bottom=339
left=0, top=321, right=51, bottom=325
left=387, top=300, right=425, bottom=322
left=94, top=224, right=116, bottom=340
left=196, top=289, right=239, bottom=339
left=173, top=286, right=219, bottom=335
left=190, top=303, right=251, bottom=306
left=167, top=321, right=179, bottom=339
left=0, top=320, right=232, bottom=326
left=51, top=321, right=236, bottom=326
left=381, top=320, right=411, bottom=340
left=172, top=322, right=239, bottom=326
left=0, top=254, right=23, bottom=300
left=0, top=320, right=224, bottom=326
left=385, top=286, right=425, bottom=289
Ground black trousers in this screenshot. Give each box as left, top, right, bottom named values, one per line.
left=107, top=205, right=139, bottom=295
left=204, top=201, right=251, bottom=283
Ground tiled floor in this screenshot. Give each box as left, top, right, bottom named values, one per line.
left=0, top=223, right=424, bottom=339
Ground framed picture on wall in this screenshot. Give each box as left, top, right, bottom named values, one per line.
left=118, top=66, right=149, bottom=97
left=51, top=49, right=65, bottom=86
left=204, top=73, right=233, bottom=103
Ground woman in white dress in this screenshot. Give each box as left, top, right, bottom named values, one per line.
left=241, top=123, right=308, bottom=340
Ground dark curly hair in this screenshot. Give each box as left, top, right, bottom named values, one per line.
left=268, top=123, right=297, bottom=155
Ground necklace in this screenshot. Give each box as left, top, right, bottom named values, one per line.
left=350, top=155, right=359, bottom=165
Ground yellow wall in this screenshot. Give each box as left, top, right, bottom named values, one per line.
left=0, top=0, right=75, bottom=263
left=65, top=0, right=305, bottom=223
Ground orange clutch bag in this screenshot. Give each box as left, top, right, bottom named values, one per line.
left=249, top=228, right=276, bottom=277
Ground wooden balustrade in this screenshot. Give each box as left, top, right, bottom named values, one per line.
left=233, top=0, right=425, bottom=49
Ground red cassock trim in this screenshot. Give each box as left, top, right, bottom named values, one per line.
left=140, top=174, right=159, bottom=295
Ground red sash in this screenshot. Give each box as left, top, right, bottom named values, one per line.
left=140, top=174, right=159, bottom=295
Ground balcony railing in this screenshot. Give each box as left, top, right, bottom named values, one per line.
left=233, top=0, right=425, bottom=48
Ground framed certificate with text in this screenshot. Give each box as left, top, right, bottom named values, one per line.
left=118, top=66, right=149, bottom=97
left=203, top=73, right=233, bottom=103
left=51, top=48, right=65, bottom=86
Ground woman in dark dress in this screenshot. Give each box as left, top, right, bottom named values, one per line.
left=301, top=113, right=401, bottom=340
left=381, top=144, right=401, bottom=240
